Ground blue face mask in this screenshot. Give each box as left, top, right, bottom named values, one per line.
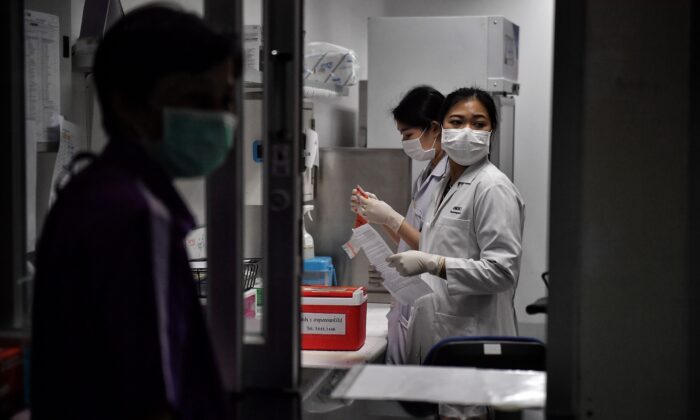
left=148, top=108, right=237, bottom=178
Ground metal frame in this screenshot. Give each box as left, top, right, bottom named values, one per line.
left=0, top=0, right=27, bottom=331
left=546, top=0, right=585, bottom=417
left=204, top=0, right=245, bottom=393
left=204, top=0, right=303, bottom=402
left=548, top=0, right=698, bottom=418
left=689, top=0, right=700, bottom=410
left=490, top=95, right=516, bottom=181
left=243, top=0, right=302, bottom=391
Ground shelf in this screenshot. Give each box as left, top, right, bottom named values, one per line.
left=244, top=68, right=262, bottom=83
left=303, top=80, right=349, bottom=98
left=244, top=68, right=350, bottom=97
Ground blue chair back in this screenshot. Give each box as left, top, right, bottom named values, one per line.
left=423, top=336, right=546, bottom=371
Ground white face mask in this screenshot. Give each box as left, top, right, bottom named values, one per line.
left=401, top=129, right=436, bottom=161
left=441, top=127, right=491, bottom=166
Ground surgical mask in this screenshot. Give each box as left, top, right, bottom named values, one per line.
left=401, top=129, right=436, bottom=161
left=441, top=127, right=491, bottom=166
left=149, top=108, right=237, bottom=178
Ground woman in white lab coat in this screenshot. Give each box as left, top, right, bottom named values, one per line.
left=386, top=86, right=524, bottom=359
left=388, top=87, right=525, bottom=420
left=349, top=85, right=448, bottom=365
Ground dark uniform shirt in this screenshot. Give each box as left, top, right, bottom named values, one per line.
left=31, top=140, right=226, bottom=419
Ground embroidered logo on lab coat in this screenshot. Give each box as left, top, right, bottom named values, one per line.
left=450, top=206, right=462, bottom=215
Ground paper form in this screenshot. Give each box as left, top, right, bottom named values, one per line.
left=349, top=224, right=433, bottom=306
left=24, top=10, right=60, bottom=144
left=25, top=10, right=60, bottom=251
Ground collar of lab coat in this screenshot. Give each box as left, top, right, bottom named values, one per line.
left=454, top=157, right=490, bottom=186
left=433, top=157, right=490, bottom=217
left=418, top=154, right=449, bottom=190
left=430, top=153, right=450, bottom=180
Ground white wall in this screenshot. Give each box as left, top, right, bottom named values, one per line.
left=304, top=0, right=387, bottom=147
left=305, top=0, right=553, bottom=336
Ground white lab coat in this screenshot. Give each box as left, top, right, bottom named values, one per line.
left=404, top=157, right=525, bottom=365
left=386, top=155, right=448, bottom=365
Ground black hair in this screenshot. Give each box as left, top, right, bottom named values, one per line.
left=439, top=87, right=499, bottom=132
left=93, top=4, right=240, bottom=136
left=391, top=85, right=445, bottom=130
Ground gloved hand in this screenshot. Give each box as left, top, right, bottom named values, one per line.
left=350, top=189, right=405, bottom=233
left=350, top=188, right=377, bottom=214
left=386, top=250, right=445, bottom=277
left=368, top=264, right=384, bottom=287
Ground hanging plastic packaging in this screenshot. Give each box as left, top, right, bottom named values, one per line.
left=304, top=42, right=360, bottom=87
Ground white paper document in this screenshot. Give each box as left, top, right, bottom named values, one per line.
left=331, top=364, right=546, bottom=409
left=25, top=10, right=60, bottom=251
left=349, top=224, right=433, bottom=306
left=24, top=10, right=60, bottom=144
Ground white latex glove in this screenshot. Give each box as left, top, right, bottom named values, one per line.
left=386, top=250, right=444, bottom=277
left=352, top=194, right=404, bottom=233
left=350, top=188, right=377, bottom=214
left=368, top=264, right=384, bottom=287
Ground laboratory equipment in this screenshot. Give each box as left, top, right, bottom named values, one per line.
left=242, top=258, right=261, bottom=290
left=302, top=204, right=315, bottom=259
left=190, top=258, right=261, bottom=301
left=243, top=99, right=315, bottom=206
left=301, top=286, right=367, bottom=351
left=306, top=148, right=411, bottom=300
left=367, top=16, right=519, bottom=181
left=302, top=256, right=337, bottom=287
left=302, top=128, right=318, bottom=203
left=72, top=0, right=124, bottom=153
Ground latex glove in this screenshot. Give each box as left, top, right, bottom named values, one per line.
left=350, top=188, right=377, bottom=214
left=386, top=250, right=444, bottom=277
left=353, top=194, right=404, bottom=233
left=368, top=264, right=384, bottom=287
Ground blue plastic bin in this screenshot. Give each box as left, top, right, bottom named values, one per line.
left=302, top=256, right=337, bottom=286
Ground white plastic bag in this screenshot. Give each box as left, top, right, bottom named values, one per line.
left=304, top=42, right=359, bottom=87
